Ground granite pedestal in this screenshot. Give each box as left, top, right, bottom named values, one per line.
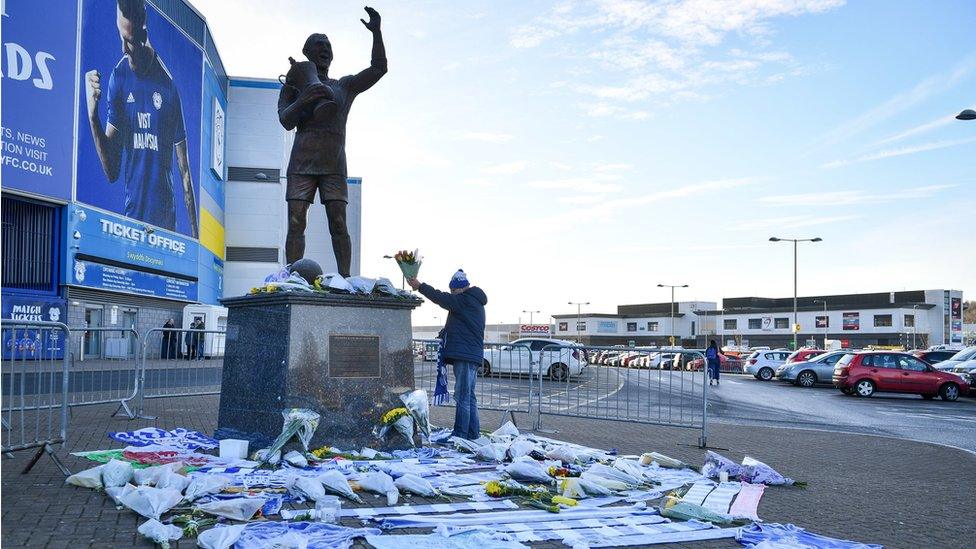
left=217, top=292, right=422, bottom=450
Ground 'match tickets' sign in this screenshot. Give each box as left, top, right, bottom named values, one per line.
left=520, top=324, right=551, bottom=337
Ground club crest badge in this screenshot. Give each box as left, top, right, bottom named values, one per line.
left=153, top=91, right=162, bottom=110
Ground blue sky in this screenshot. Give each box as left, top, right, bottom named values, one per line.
left=193, top=0, right=975, bottom=325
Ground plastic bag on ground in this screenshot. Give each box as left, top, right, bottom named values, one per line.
left=503, top=456, right=553, bottom=484
left=184, top=474, right=231, bottom=502
left=196, top=497, right=266, bottom=521
left=288, top=474, right=326, bottom=502
left=102, top=459, right=134, bottom=488
left=491, top=421, right=520, bottom=439
left=197, top=524, right=246, bottom=549
left=647, top=452, right=688, bottom=469
left=560, top=476, right=613, bottom=498
left=741, top=456, right=798, bottom=486
left=701, top=450, right=746, bottom=480
left=155, top=471, right=190, bottom=493
left=120, top=485, right=184, bottom=520
left=545, top=445, right=580, bottom=464
left=284, top=450, right=309, bottom=468
left=106, top=483, right=137, bottom=505
left=133, top=462, right=185, bottom=486
left=138, top=518, right=182, bottom=549
left=612, top=459, right=646, bottom=482
left=318, top=470, right=362, bottom=503
left=66, top=464, right=104, bottom=489
left=579, top=472, right=629, bottom=492
left=400, top=389, right=432, bottom=441
left=452, top=436, right=488, bottom=453
left=507, top=439, right=541, bottom=460
left=357, top=471, right=399, bottom=505
left=393, top=474, right=438, bottom=497
left=587, top=463, right=640, bottom=486
left=475, top=442, right=508, bottom=462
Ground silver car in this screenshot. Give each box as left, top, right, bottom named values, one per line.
left=776, top=351, right=847, bottom=387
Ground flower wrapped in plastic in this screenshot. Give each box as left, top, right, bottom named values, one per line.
left=258, top=408, right=320, bottom=466
left=741, top=455, right=806, bottom=487
left=701, top=450, right=747, bottom=480
left=373, top=407, right=415, bottom=447
left=392, top=249, right=421, bottom=279
left=399, top=389, right=432, bottom=442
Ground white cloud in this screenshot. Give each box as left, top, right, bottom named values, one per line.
left=761, top=185, right=957, bottom=207
left=529, top=178, right=624, bottom=194
left=735, top=214, right=861, bottom=231
left=822, top=137, right=976, bottom=168
left=549, top=161, right=573, bottom=171
left=482, top=160, right=528, bottom=175
left=460, top=131, right=515, bottom=143
left=808, top=54, right=976, bottom=153
left=874, top=114, right=958, bottom=146
left=594, top=163, right=633, bottom=172
left=558, top=194, right=608, bottom=205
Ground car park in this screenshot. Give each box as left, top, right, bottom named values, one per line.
left=482, top=338, right=586, bottom=381
left=743, top=350, right=791, bottom=380
left=686, top=353, right=744, bottom=373
left=832, top=351, right=969, bottom=401
left=776, top=350, right=847, bottom=387
left=930, top=346, right=976, bottom=372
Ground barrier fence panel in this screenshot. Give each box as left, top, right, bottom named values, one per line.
left=66, top=327, right=141, bottom=418
left=413, top=340, right=538, bottom=417
left=1, top=320, right=72, bottom=475
left=136, top=328, right=227, bottom=417
left=535, top=345, right=708, bottom=447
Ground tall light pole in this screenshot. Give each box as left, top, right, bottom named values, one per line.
left=522, top=310, right=540, bottom=324
left=912, top=304, right=919, bottom=349
left=769, top=237, right=822, bottom=351
left=657, top=284, right=688, bottom=348
left=813, top=299, right=827, bottom=349
left=956, top=109, right=976, bottom=120
left=568, top=301, right=589, bottom=343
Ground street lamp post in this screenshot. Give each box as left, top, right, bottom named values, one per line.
left=657, top=284, right=688, bottom=348
left=814, top=299, right=827, bottom=349
left=912, top=304, right=919, bottom=349
left=568, top=301, right=589, bottom=344
left=522, top=310, right=541, bottom=325
left=769, top=237, right=823, bottom=350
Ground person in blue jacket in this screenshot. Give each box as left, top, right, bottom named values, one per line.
left=706, top=339, right=722, bottom=385
left=408, top=270, right=487, bottom=440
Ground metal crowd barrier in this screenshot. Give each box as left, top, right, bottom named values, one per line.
left=66, top=327, right=141, bottom=418
left=1, top=320, right=71, bottom=475
left=536, top=345, right=709, bottom=447
left=413, top=340, right=539, bottom=417
left=135, top=328, right=226, bottom=418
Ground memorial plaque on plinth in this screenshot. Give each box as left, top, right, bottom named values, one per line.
left=217, top=291, right=422, bottom=450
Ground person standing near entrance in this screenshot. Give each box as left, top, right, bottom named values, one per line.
left=195, top=318, right=206, bottom=360
left=161, top=318, right=178, bottom=359
left=706, top=339, right=722, bottom=385
left=407, top=270, right=486, bottom=440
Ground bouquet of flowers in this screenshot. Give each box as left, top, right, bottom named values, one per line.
left=373, top=407, right=415, bottom=446
left=483, top=480, right=575, bottom=513
left=392, top=249, right=421, bottom=279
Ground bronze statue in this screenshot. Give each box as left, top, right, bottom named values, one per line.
left=278, top=6, right=386, bottom=277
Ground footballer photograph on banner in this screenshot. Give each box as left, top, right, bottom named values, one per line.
left=76, top=0, right=203, bottom=238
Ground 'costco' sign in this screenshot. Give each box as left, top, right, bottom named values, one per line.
left=520, top=324, right=551, bottom=336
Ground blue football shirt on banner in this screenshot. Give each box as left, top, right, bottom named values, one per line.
left=106, top=53, right=186, bottom=231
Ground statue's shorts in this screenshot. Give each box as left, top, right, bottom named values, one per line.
left=286, top=173, right=348, bottom=203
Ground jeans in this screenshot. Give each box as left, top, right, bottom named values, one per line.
left=707, top=359, right=721, bottom=381
left=452, top=361, right=480, bottom=439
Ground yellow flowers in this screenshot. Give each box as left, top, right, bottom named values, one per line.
left=392, top=249, right=418, bottom=264
left=311, top=446, right=333, bottom=459
left=381, top=407, right=410, bottom=425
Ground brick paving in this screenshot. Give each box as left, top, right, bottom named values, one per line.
left=2, top=395, right=974, bottom=548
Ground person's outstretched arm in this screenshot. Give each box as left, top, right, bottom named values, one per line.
left=408, top=278, right=461, bottom=312
left=347, top=6, right=387, bottom=94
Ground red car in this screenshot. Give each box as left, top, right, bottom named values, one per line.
left=786, top=349, right=826, bottom=364
left=832, top=351, right=969, bottom=401
left=686, top=354, right=743, bottom=373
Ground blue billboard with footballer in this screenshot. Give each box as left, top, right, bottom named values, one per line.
left=0, top=0, right=79, bottom=201
left=76, top=0, right=203, bottom=238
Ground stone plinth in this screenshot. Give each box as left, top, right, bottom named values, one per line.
left=217, top=292, right=422, bottom=450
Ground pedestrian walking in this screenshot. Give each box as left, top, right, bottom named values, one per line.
left=408, top=270, right=487, bottom=440
left=706, top=339, right=722, bottom=385
left=195, top=319, right=206, bottom=360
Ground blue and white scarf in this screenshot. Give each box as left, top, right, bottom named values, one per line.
left=433, top=335, right=451, bottom=406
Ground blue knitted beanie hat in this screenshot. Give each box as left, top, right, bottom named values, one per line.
left=449, top=269, right=470, bottom=290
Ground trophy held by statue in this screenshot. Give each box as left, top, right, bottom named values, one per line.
left=280, top=57, right=337, bottom=122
